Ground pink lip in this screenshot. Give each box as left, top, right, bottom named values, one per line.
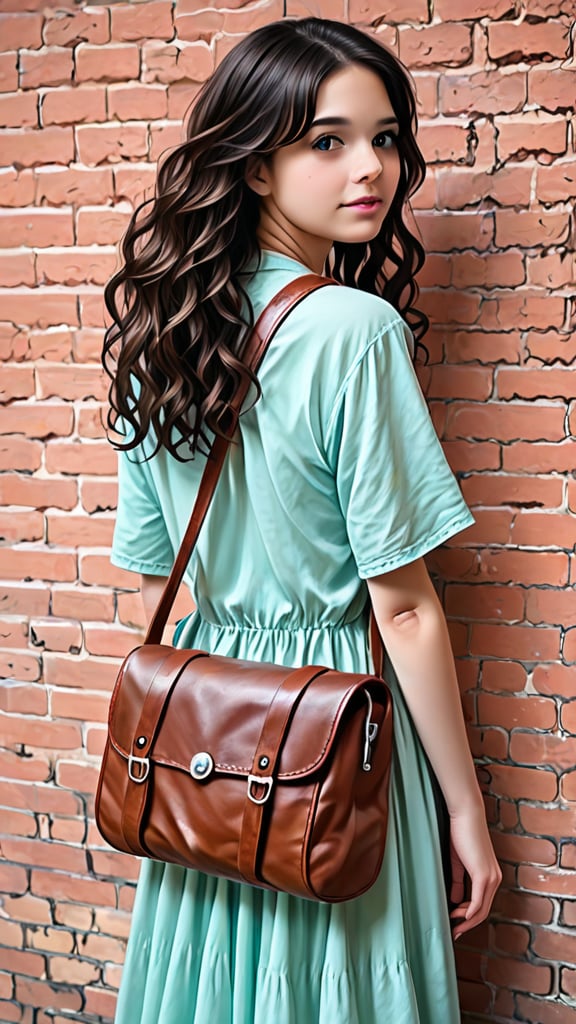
left=344, top=197, right=383, bottom=208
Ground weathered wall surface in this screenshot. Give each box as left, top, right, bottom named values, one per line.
left=0, top=0, right=575, bottom=1021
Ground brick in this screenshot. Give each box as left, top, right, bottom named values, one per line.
left=0, top=248, right=35, bottom=285
left=529, top=68, right=576, bottom=113
left=562, top=769, right=576, bottom=800
left=30, top=617, right=82, bottom=653
left=534, top=664, right=576, bottom=699
left=75, top=204, right=132, bottom=245
left=0, top=434, right=41, bottom=472
left=518, top=864, right=575, bottom=897
left=398, top=24, right=472, bottom=67
left=56, top=759, right=99, bottom=793
left=14, top=977, right=82, bottom=1014
left=471, top=624, right=560, bottom=662
left=50, top=956, right=100, bottom=986
left=494, top=887, right=554, bottom=924
left=442, top=440, right=499, bottom=472
left=444, top=402, right=565, bottom=442
left=0, top=12, right=42, bottom=49
left=0, top=167, right=35, bottom=205
left=0, top=779, right=80, bottom=816
left=484, top=763, right=558, bottom=801
left=418, top=289, right=481, bottom=326
left=503, top=442, right=576, bottom=475
left=51, top=688, right=110, bottom=722
left=486, top=955, right=552, bottom=995
left=493, top=922, right=533, bottom=959
left=0, top=402, right=73, bottom=439
left=0, top=287, right=79, bottom=328
left=481, top=660, right=527, bottom=692
left=42, top=8, right=110, bottom=47
left=3, top=893, right=51, bottom=924
left=511, top=513, right=576, bottom=551
left=0, top=90, right=38, bottom=127
left=443, top=330, right=522, bottom=364
left=79, top=289, right=109, bottom=329
left=108, top=82, right=167, bottom=121
left=0, top=712, right=83, bottom=750
left=1, top=836, right=87, bottom=874
left=113, top=164, right=156, bottom=205
left=1, top=126, right=74, bottom=167
left=440, top=70, right=526, bottom=117
left=73, top=328, right=105, bottom=361
left=142, top=40, right=214, bottom=85
left=416, top=122, right=471, bottom=163
left=76, top=123, right=148, bottom=165
left=438, top=165, right=532, bottom=210
left=36, top=247, right=117, bottom=287
left=47, top=513, right=114, bottom=547
left=0, top=365, right=34, bottom=400
left=536, top=163, right=576, bottom=203
left=496, top=112, right=567, bottom=161
left=36, top=364, right=108, bottom=401
left=0, top=207, right=73, bottom=247
left=0, top=946, right=46, bottom=977
left=478, top=692, right=557, bottom=729
left=35, top=165, right=113, bottom=207
left=0, top=681, right=47, bottom=715
left=498, top=368, right=576, bottom=401
left=435, top=0, right=515, bottom=15
left=0, top=651, right=41, bottom=683
left=417, top=211, right=493, bottom=252
left=41, top=86, right=107, bottom=126
left=44, top=439, right=116, bottom=475
left=488, top=20, right=570, bottom=62
left=43, top=653, right=118, bottom=691
left=77, top=405, right=107, bottom=438
left=478, top=291, right=565, bottom=332
left=0, top=548, right=77, bottom=582
left=425, top=365, right=493, bottom=400
left=29, top=927, right=75, bottom=954
left=31, top=869, right=115, bottom=907
left=495, top=210, right=570, bottom=249
left=111, top=1, right=172, bottom=42
left=0, top=862, right=28, bottom=895
left=469, top=469, right=566, bottom=508
left=149, top=121, right=182, bottom=161
left=81, top=478, right=118, bottom=513
left=528, top=254, right=576, bottom=290
left=84, top=624, right=141, bottom=658
left=80, top=553, right=139, bottom=589
left=19, top=47, right=73, bottom=89
left=83, top=986, right=118, bottom=1020
left=0, top=51, right=18, bottom=92
left=0, top=583, right=50, bottom=616
left=75, top=41, right=140, bottom=83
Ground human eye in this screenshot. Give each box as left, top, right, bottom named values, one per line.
left=373, top=131, right=398, bottom=149
left=312, top=135, right=342, bottom=152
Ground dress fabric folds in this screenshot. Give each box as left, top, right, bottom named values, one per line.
left=111, top=251, right=473, bottom=1024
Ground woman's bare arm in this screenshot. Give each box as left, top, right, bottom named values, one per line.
left=367, top=557, right=501, bottom=938
left=141, top=573, right=168, bottom=624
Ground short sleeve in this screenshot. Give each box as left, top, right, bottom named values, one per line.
left=325, top=320, right=474, bottom=579
left=111, top=448, right=174, bottom=576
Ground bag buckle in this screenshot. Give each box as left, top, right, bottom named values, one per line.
left=128, top=754, right=150, bottom=783
left=247, top=774, right=274, bottom=805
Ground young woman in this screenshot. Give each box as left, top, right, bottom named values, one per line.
left=104, top=18, right=501, bottom=1023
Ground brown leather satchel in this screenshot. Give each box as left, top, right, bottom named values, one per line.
left=95, top=275, right=393, bottom=902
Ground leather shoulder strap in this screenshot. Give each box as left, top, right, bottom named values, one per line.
left=145, top=273, right=332, bottom=645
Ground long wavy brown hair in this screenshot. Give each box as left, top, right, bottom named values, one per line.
left=103, top=18, right=428, bottom=461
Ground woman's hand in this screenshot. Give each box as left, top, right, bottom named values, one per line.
left=448, top=807, right=502, bottom=941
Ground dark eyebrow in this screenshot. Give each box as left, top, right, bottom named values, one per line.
left=310, top=116, right=399, bottom=129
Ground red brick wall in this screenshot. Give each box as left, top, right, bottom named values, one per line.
left=1, top=1, right=575, bottom=1021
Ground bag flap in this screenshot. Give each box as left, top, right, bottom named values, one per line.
left=108, top=646, right=389, bottom=780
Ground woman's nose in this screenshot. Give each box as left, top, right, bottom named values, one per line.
left=350, top=146, right=383, bottom=183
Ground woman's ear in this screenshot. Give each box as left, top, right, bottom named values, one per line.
left=245, top=156, right=272, bottom=197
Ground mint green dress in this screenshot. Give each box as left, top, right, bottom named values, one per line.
left=110, top=251, right=474, bottom=1024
